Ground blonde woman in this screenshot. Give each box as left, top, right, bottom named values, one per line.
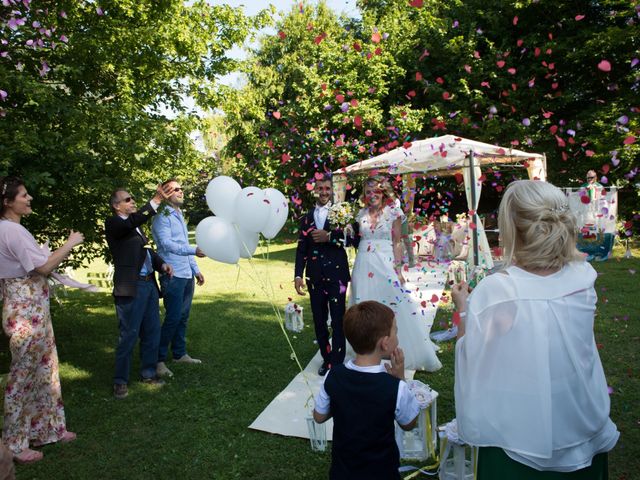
left=452, top=180, right=618, bottom=478
left=349, top=175, right=441, bottom=372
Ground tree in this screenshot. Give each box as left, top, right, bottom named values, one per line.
left=0, top=0, right=271, bottom=262
left=222, top=0, right=638, bottom=228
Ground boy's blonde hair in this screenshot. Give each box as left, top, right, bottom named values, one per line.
left=498, top=180, right=583, bottom=270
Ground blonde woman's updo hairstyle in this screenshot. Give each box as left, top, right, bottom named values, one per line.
left=362, top=175, right=396, bottom=207
left=498, top=180, right=583, bottom=270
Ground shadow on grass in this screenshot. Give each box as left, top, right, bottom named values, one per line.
left=10, top=289, right=328, bottom=480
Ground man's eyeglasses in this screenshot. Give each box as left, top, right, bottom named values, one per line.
left=586, top=176, right=596, bottom=180
left=172, top=187, right=183, bottom=192
left=119, top=196, right=134, bottom=203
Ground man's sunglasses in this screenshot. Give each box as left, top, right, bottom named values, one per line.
left=119, top=196, right=134, bottom=203
left=172, top=187, right=183, bottom=192
left=586, top=176, right=596, bottom=180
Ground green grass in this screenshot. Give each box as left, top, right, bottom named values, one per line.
left=1, top=240, right=638, bottom=479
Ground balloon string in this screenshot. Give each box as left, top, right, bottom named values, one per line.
left=232, top=230, right=314, bottom=402
left=237, top=260, right=315, bottom=402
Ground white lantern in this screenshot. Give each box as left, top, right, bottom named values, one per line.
left=284, top=302, right=304, bottom=333
left=395, top=380, right=438, bottom=461
left=438, top=419, right=478, bottom=480
left=306, top=415, right=327, bottom=452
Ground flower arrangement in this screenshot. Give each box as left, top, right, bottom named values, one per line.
left=328, top=201, right=355, bottom=228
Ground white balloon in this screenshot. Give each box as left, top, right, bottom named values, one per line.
left=261, top=188, right=289, bottom=239
left=195, top=216, right=239, bottom=264
left=234, top=186, right=271, bottom=233
left=235, top=225, right=260, bottom=258
left=205, top=176, right=241, bottom=221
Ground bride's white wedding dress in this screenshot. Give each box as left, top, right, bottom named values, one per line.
left=350, top=205, right=442, bottom=371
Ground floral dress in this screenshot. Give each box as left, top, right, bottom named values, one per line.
left=0, top=221, right=67, bottom=454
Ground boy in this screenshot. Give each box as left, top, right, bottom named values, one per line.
left=313, top=301, right=420, bottom=480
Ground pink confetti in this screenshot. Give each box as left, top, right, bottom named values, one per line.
left=575, top=14, right=585, bottom=21
left=597, top=60, right=611, bottom=72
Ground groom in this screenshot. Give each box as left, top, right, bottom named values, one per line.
left=294, top=175, right=351, bottom=376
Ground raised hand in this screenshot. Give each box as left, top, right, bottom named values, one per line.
left=152, top=183, right=173, bottom=204
left=67, top=230, right=84, bottom=248
left=451, top=281, right=472, bottom=311
left=384, top=347, right=406, bottom=380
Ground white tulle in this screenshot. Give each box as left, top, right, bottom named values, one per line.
left=349, top=205, right=442, bottom=372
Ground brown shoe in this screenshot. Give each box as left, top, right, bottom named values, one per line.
left=113, top=383, right=128, bottom=399
left=141, top=376, right=165, bottom=386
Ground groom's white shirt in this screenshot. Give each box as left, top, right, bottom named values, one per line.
left=314, top=203, right=330, bottom=229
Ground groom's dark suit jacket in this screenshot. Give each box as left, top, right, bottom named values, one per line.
left=105, top=203, right=165, bottom=298
left=294, top=210, right=351, bottom=285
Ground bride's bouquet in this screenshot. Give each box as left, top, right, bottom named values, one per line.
left=328, top=201, right=355, bottom=229
left=328, top=201, right=356, bottom=248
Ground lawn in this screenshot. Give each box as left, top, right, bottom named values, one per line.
left=1, top=239, right=637, bottom=480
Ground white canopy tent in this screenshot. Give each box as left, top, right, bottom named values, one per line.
left=332, top=135, right=547, bottom=268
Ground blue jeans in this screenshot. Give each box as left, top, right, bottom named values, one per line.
left=158, top=275, right=195, bottom=362
left=114, top=280, right=161, bottom=384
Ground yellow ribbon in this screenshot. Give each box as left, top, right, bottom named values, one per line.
left=402, top=409, right=440, bottom=478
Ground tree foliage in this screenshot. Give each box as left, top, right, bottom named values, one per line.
left=0, top=0, right=270, bottom=262
left=220, top=0, right=639, bottom=226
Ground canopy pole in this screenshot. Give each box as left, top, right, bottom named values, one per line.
left=469, top=151, right=479, bottom=266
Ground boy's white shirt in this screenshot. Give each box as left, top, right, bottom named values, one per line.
left=314, top=359, right=420, bottom=426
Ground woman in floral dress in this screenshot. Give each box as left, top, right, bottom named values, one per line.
left=0, top=176, right=83, bottom=464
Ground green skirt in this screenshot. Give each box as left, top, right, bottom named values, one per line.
left=477, top=447, right=608, bottom=480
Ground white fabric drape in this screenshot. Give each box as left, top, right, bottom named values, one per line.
left=455, top=262, right=619, bottom=471
left=526, top=157, right=547, bottom=181
left=564, top=187, right=618, bottom=234
left=462, top=156, right=493, bottom=269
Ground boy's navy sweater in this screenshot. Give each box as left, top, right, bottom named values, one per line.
left=324, top=363, right=401, bottom=480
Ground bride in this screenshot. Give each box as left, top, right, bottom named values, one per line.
left=349, top=175, right=442, bottom=372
